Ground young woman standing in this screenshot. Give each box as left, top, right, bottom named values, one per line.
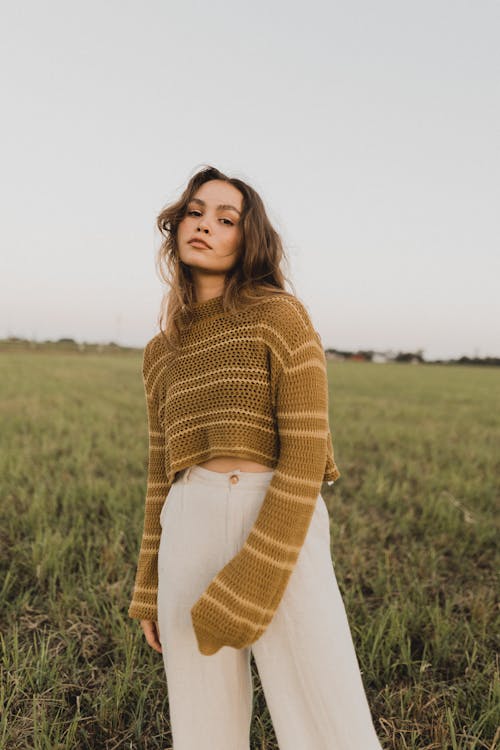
left=129, top=166, right=384, bottom=750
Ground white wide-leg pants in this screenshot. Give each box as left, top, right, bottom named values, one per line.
left=157, top=464, right=384, bottom=750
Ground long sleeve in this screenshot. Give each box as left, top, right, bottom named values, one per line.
left=190, top=301, right=336, bottom=654
left=128, top=340, right=172, bottom=621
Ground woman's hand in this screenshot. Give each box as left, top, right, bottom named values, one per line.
left=140, top=620, right=163, bottom=653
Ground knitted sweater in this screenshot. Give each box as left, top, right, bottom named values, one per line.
left=128, top=291, right=341, bottom=655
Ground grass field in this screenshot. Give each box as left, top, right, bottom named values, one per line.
left=1, top=351, right=498, bottom=749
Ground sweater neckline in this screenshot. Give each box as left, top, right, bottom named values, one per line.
left=189, top=293, right=225, bottom=322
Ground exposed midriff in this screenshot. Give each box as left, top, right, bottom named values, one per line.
left=197, top=456, right=273, bottom=473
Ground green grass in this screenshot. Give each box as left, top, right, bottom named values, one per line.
left=0, top=352, right=498, bottom=749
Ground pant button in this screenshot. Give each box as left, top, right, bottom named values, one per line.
left=230, top=474, right=239, bottom=484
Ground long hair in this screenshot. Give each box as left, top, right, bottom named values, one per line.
left=155, top=164, right=296, bottom=351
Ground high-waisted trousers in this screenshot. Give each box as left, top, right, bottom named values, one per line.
left=157, top=464, right=384, bottom=750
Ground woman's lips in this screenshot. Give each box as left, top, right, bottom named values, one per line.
left=189, top=239, right=211, bottom=249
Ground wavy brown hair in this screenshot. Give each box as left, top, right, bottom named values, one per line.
left=154, top=165, right=296, bottom=351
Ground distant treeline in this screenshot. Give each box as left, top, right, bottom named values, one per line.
left=0, top=337, right=138, bottom=355
left=1, top=337, right=499, bottom=366
left=325, top=349, right=500, bottom=367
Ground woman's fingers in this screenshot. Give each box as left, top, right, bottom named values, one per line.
left=140, top=619, right=163, bottom=653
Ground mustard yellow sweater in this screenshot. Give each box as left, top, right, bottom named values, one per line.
left=128, top=291, right=341, bottom=655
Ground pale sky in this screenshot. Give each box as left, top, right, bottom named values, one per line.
left=1, top=0, right=498, bottom=360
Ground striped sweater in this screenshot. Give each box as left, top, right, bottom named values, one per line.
left=128, top=291, right=341, bottom=655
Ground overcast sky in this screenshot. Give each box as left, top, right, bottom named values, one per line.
left=1, top=0, right=498, bottom=360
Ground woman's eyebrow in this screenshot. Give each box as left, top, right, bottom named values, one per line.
left=190, top=197, right=241, bottom=216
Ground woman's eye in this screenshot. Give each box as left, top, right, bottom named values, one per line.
left=186, top=210, right=233, bottom=226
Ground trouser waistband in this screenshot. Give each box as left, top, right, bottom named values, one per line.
left=178, top=463, right=275, bottom=489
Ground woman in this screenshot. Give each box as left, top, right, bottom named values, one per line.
left=129, top=165, right=384, bottom=749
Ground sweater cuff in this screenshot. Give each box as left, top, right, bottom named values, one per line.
left=190, top=616, right=226, bottom=656
left=128, top=601, right=158, bottom=621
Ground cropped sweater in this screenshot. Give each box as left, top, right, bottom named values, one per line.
left=128, top=291, right=341, bottom=655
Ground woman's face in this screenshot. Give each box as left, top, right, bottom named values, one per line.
left=176, top=179, right=244, bottom=277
